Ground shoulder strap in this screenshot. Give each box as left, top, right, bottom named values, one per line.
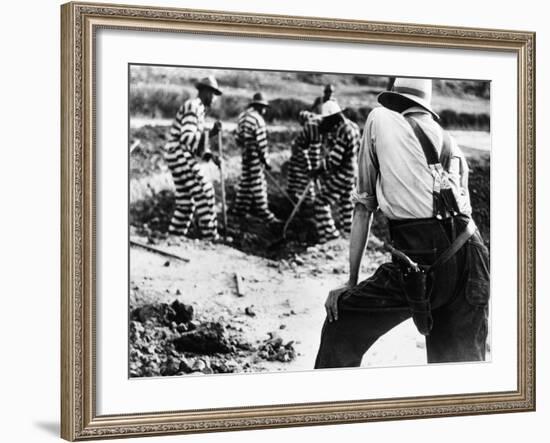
left=430, top=219, right=477, bottom=270
left=405, top=116, right=440, bottom=166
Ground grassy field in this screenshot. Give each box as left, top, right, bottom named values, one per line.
left=130, top=65, right=490, bottom=131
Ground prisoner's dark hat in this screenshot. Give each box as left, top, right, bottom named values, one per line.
left=195, top=76, right=222, bottom=95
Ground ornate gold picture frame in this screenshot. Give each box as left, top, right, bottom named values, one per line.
left=61, top=1, right=535, bottom=440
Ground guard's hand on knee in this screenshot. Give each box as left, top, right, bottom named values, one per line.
left=325, top=283, right=351, bottom=322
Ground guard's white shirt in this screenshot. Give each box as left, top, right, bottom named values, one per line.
left=353, top=106, right=472, bottom=220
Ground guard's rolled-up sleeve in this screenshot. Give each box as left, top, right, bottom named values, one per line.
left=352, top=113, right=379, bottom=211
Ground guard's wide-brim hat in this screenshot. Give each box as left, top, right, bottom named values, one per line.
left=377, top=78, right=439, bottom=120
left=250, top=92, right=270, bottom=107
left=195, top=76, right=222, bottom=95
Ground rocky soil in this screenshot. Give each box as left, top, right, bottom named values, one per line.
left=129, top=230, right=428, bottom=378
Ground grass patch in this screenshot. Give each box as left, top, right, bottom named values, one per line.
left=129, top=65, right=491, bottom=131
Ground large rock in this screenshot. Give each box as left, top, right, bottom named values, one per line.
left=173, top=322, right=233, bottom=354
left=170, top=300, right=194, bottom=324
left=131, top=300, right=194, bottom=326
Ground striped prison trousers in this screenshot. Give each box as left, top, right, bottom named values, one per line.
left=164, top=99, right=217, bottom=239
left=287, top=112, right=322, bottom=203
left=314, top=119, right=360, bottom=243
left=232, top=108, right=276, bottom=222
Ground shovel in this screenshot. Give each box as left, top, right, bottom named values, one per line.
left=263, top=167, right=296, bottom=206
left=267, top=178, right=315, bottom=250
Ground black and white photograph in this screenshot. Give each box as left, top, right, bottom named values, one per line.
left=128, top=64, right=491, bottom=378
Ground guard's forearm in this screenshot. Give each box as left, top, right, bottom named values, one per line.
left=348, top=206, right=373, bottom=286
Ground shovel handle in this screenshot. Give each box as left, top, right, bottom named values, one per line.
left=264, top=167, right=296, bottom=206
left=217, top=130, right=227, bottom=240
left=283, top=179, right=314, bottom=239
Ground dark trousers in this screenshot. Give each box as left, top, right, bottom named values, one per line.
left=314, top=215, right=490, bottom=368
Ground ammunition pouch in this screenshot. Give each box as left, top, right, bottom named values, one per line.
left=405, top=116, right=464, bottom=220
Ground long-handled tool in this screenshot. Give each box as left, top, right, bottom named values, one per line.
left=263, top=167, right=296, bottom=206
left=282, top=179, right=314, bottom=239
left=267, top=179, right=315, bottom=250
left=217, top=129, right=228, bottom=240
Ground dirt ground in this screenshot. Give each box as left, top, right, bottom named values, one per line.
left=129, top=229, right=428, bottom=377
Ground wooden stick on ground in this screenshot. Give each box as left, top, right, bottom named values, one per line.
left=234, top=272, right=245, bottom=297
left=130, top=240, right=190, bottom=263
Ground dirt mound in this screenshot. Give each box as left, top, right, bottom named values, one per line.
left=129, top=298, right=299, bottom=377
left=131, top=299, right=194, bottom=325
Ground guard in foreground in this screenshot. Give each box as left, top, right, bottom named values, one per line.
left=314, top=78, right=490, bottom=368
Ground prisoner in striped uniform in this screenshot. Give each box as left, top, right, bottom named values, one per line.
left=313, top=101, right=361, bottom=243
left=163, top=76, right=222, bottom=240
left=232, top=93, right=278, bottom=222
left=286, top=110, right=323, bottom=203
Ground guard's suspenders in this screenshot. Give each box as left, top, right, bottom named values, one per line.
left=400, top=114, right=478, bottom=254
left=405, top=116, right=461, bottom=219
left=386, top=117, right=478, bottom=336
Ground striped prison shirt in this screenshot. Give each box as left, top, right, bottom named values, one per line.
left=293, top=111, right=323, bottom=171
left=232, top=107, right=275, bottom=221
left=164, top=98, right=206, bottom=155
left=325, top=117, right=361, bottom=180
left=235, top=107, right=268, bottom=164
left=287, top=110, right=323, bottom=202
